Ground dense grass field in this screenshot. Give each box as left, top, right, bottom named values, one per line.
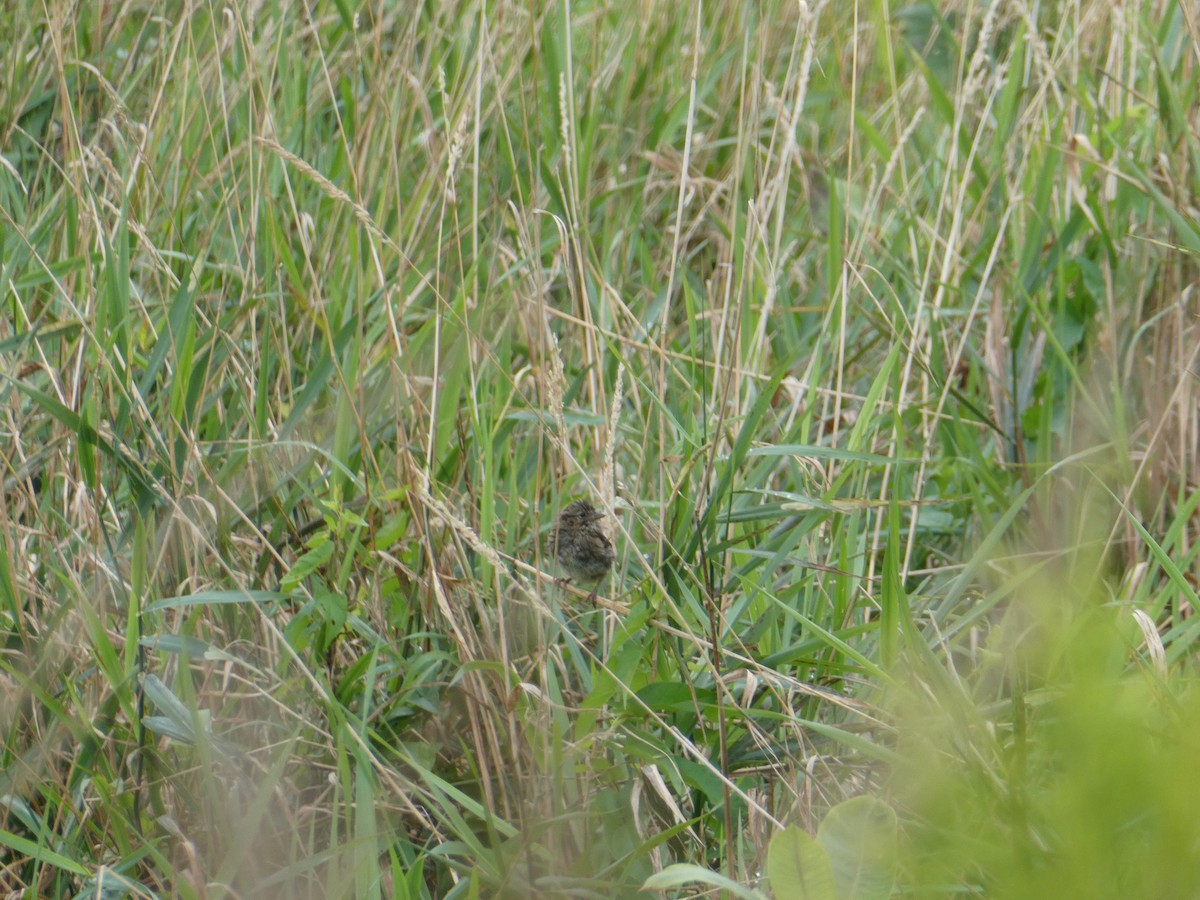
left=2, top=1, right=1199, bottom=897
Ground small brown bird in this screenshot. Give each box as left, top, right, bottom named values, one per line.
left=548, top=499, right=615, bottom=603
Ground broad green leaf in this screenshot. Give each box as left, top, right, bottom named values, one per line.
left=817, top=796, right=897, bottom=900
left=642, top=863, right=767, bottom=899
left=767, top=825, right=836, bottom=900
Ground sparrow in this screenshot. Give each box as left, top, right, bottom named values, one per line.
left=548, top=499, right=615, bottom=603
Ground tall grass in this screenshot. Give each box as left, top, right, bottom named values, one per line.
left=1, top=0, right=1197, bottom=897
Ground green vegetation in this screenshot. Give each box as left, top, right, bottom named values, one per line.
left=2, top=1, right=1198, bottom=897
